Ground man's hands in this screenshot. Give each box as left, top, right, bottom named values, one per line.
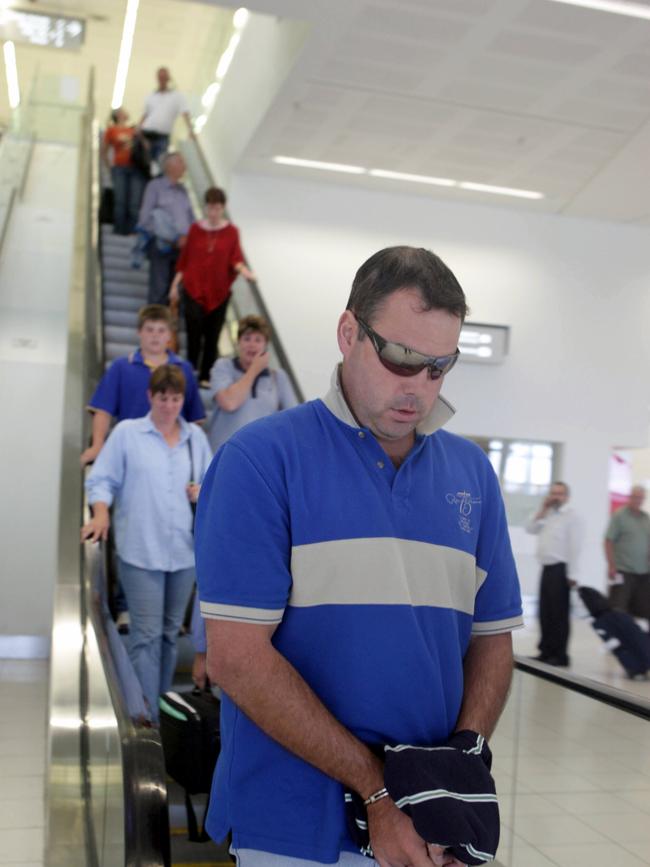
left=192, top=652, right=208, bottom=690
left=187, top=483, right=201, bottom=504
left=427, top=844, right=466, bottom=866
left=368, top=797, right=462, bottom=867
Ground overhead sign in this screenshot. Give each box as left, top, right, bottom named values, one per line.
left=0, top=8, right=85, bottom=50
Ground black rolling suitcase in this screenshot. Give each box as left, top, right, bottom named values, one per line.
left=579, top=587, right=650, bottom=679
left=159, top=688, right=221, bottom=841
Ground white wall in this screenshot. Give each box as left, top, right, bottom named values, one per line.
left=198, top=12, right=309, bottom=188
left=230, top=171, right=650, bottom=594
left=0, top=143, right=77, bottom=652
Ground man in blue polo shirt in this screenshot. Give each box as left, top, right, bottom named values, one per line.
left=81, top=304, right=204, bottom=466
left=196, top=247, right=523, bottom=867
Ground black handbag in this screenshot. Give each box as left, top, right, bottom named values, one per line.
left=131, top=133, right=152, bottom=178
left=159, top=688, right=221, bottom=841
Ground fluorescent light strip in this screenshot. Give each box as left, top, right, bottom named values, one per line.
left=233, top=7, right=250, bottom=30
left=544, top=0, right=650, bottom=20
left=111, top=0, right=139, bottom=110
left=216, top=31, right=241, bottom=79
left=272, top=157, right=544, bottom=199
left=273, top=155, right=366, bottom=174
left=459, top=181, right=543, bottom=200
left=369, top=168, right=456, bottom=187
left=3, top=40, right=20, bottom=109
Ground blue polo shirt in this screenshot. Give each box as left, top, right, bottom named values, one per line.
left=88, top=349, right=205, bottom=422
left=195, top=369, right=523, bottom=863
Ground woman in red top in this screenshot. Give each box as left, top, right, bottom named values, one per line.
left=102, top=108, right=146, bottom=235
left=170, top=187, right=255, bottom=386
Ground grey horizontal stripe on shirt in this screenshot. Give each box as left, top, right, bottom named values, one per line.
left=471, top=616, right=523, bottom=634
left=200, top=601, right=284, bottom=625
left=290, top=537, right=487, bottom=615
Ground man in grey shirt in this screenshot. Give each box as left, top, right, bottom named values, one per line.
left=138, top=152, right=194, bottom=304
left=605, top=485, right=650, bottom=629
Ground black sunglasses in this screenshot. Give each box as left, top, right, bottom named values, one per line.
left=355, top=316, right=460, bottom=381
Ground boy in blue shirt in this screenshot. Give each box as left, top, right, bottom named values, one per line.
left=81, top=304, right=204, bottom=466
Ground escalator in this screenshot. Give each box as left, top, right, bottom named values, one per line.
left=45, top=76, right=650, bottom=867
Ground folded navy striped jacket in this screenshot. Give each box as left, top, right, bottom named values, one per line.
left=345, top=730, right=499, bottom=865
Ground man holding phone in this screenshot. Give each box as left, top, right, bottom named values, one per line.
left=526, top=481, right=582, bottom=667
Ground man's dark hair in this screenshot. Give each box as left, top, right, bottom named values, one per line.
left=137, top=304, right=172, bottom=330
left=552, top=481, right=570, bottom=496
left=205, top=186, right=227, bottom=206
left=346, top=246, right=468, bottom=327
left=149, top=364, right=185, bottom=396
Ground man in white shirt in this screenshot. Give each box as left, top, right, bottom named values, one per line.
left=526, top=481, right=581, bottom=667
left=139, top=67, right=194, bottom=167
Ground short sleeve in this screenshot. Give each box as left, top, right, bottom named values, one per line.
left=472, top=461, right=523, bottom=636
left=181, top=363, right=206, bottom=422
left=276, top=369, right=299, bottom=410
left=605, top=512, right=620, bottom=542
left=228, top=226, right=244, bottom=268
left=88, top=361, right=121, bottom=416
left=210, top=358, right=237, bottom=397
left=176, top=222, right=196, bottom=272
left=195, top=440, right=292, bottom=625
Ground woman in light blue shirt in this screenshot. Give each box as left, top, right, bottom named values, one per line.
left=82, top=365, right=212, bottom=722
left=206, top=314, right=298, bottom=454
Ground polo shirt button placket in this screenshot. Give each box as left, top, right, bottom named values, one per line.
left=358, top=431, right=366, bottom=439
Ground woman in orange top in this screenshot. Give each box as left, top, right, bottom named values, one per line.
left=170, top=187, right=255, bottom=386
left=102, top=108, right=146, bottom=235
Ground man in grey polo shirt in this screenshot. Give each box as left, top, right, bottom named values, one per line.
left=138, top=152, right=194, bottom=305
left=605, top=485, right=650, bottom=629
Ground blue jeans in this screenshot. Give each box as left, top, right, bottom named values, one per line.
left=142, top=132, right=169, bottom=169
left=111, top=165, right=145, bottom=235
left=232, top=851, right=377, bottom=866
left=117, top=558, right=195, bottom=722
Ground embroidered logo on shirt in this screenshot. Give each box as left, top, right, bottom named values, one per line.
left=446, top=490, right=481, bottom=533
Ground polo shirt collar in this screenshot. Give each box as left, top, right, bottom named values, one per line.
left=131, top=348, right=181, bottom=365
left=322, top=365, right=455, bottom=436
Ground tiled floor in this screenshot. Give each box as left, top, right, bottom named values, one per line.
left=0, top=660, right=47, bottom=867
left=2, top=611, right=649, bottom=867
left=513, top=596, right=650, bottom=701
left=491, top=668, right=650, bottom=866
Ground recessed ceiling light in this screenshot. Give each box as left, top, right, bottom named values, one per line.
left=271, top=157, right=544, bottom=200
left=459, top=181, right=544, bottom=200
left=3, top=41, right=20, bottom=109
left=544, top=0, right=650, bottom=20
left=369, top=169, right=456, bottom=187
left=111, top=0, right=139, bottom=110
left=272, top=156, right=366, bottom=174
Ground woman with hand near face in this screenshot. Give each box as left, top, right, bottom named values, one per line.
left=81, top=365, right=212, bottom=722
left=206, top=314, right=298, bottom=454
left=169, top=186, right=255, bottom=387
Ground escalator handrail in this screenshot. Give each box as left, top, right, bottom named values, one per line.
left=48, top=65, right=170, bottom=867
left=515, top=655, right=650, bottom=720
